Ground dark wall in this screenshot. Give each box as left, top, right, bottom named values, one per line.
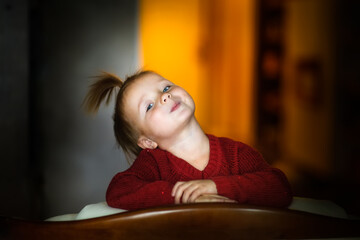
left=333, top=0, right=360, bottom=215
left=0, top=0, right=32, bottom=219
left=1, top=0, right=138, bottom=219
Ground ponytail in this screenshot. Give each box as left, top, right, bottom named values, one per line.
left=82, top=72, right=123, bottom=114
left=83, top=70, right=154, bottom=163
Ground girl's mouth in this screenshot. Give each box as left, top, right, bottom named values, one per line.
left=171, top=102, right=181, bottom=112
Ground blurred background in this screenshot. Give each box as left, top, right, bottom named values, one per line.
left=1, top=0, right=359, bottom=220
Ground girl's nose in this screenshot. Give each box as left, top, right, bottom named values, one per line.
left=161, top=93, right=171, bottom=103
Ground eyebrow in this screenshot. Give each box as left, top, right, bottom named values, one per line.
left=162, top=80, right=176, bottom=88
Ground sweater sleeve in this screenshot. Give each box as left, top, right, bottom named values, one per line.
left=106, top=150, right=175, bottom=210
left=210, top=143, right=292, bottom=208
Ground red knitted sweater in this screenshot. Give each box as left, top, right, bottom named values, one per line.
left=106, top=134, right=292, bottom=210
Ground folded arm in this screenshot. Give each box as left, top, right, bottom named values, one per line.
left=211, top=167, right=292, bottom=208
left=106, top=151, right=175, bottom=210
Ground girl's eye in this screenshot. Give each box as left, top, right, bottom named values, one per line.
left=146, top=103, right=153, bottom=112
left=163, top=86, right=171, bottom=92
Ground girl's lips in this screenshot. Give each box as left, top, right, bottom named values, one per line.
left=171, top=102, right=181, bottom=112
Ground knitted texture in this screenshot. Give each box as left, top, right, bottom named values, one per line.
left=106, top=134, right=292, bottom=210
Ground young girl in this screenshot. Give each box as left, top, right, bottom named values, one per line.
left=83, top=70, right=292, bottom=210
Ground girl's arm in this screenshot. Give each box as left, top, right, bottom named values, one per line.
left=170, top=147, right=292, bottom=207
left=106, top=151, right=175, bottom=210
left=211, top=167, right=292, bottom=208
left=210, top=144, right=292, bottom=208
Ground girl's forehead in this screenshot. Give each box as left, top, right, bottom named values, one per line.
left=133, top=73, right=172, bottom=89
left=124, top=73, right=171, bottom=101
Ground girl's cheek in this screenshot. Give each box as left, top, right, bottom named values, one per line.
left=148, top=109, right=161, bottom=123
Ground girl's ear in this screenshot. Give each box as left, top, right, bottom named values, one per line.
left=137, top=136, right=158, bottom=150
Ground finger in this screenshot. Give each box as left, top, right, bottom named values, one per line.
left=173, top=183, right=185, bottom=204
left=193, top=194, right=211, bottom=203
left=195, top=196, right=213, bottom=203
left=188, top=188, right=204, bottom=203
left=174, top=182, right=191, bottom=204
left=212, top=195, right=237, bottom=203
left=194, top=194, right=237, bottom=203
left=188, top=182, right=215, bottom=202
left=171, top=181, right=183, bottom=197
left=177, top=182, right=197, bottom=203
left=215, top=197, right=237, bottom=203
left=210, top=195, right=235, bottom=202
left=209, top=197, right=231, bottom=203
left=182, top=184, right=199, bottom=203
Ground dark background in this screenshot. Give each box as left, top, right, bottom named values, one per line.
left=1, top=0, right=359, bottom=220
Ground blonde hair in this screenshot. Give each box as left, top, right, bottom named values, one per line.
left=83, top=70, right=153, bottom=162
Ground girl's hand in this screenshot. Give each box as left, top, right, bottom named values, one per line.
left=194, top=194, right=237, bottom=203
left=172, top=180, right=218, bottom=204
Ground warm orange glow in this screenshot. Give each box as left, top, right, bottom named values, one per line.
left=139, top=0, right=204, bottom=122
left=139, top=0, right=256, bottom=145
left=282, top=0, right=335, bottom=175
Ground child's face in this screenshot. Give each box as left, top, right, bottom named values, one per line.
left=123, top=73, right=195, bottom=147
